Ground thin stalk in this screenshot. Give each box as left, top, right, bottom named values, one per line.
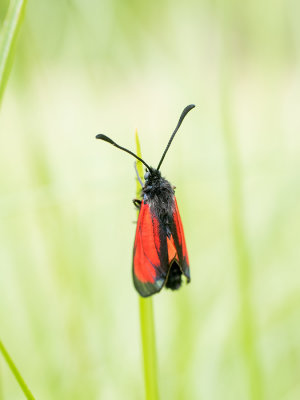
left=0, top=359, right=2, bottom=400
left=0, top=0, right=28, bottom=105
left=135, top=131, right=159, bottom=400
left=0, top=2, right=33, bottom=398
left=221, top=77, right=263, bottom=399
left=217, top=3, right=263, bottom=395
left=0, top=340, right=35, bottom=400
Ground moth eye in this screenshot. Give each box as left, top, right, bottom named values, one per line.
left=144, top=171, right=150, bottom=180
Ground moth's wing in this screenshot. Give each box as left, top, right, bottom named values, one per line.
left=133, top=201, right=169, bottom=297
left=170, top=197, right=190, bottom=281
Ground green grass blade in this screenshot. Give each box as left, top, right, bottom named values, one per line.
left=0, top=2, right=33, bottom=397
left=0, top=0, right=28, bottom=104
left=135, top=130, right=144, bottom=195
left=221, top=75, right=264, bottom=399
left=139, top=298, right=159, bottom=400
left=135, top=131, right=159, bottom=400
left=0, top=340, right=35, bottom=400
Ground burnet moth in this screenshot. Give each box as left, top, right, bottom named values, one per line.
left=96, top=104, right=195, bottom=297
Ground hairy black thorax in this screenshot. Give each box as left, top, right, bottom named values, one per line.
left=142, top=168, right=175, bottom=238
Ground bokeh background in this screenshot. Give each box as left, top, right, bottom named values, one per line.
left=1, top=0, right=300, bottom=399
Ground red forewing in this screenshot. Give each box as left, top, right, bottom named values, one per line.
left=133, top=201, right=169, bottom=297
left=133, top=197, right=190, bottom=297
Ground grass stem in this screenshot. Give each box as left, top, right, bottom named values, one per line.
left=135, top=131, right=159, bottom=400
left=0, top=340, right=35, bottom=400
left=0, top=1, right=34, bottom=398
left=221, top=75, right=264, bottom=399
left=0, top=0, right=28, bottom=104
left=139, top=298, right=159, bottom=400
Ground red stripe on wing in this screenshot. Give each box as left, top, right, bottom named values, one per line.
left=167, top=236, right=179, bottom=264
left=171, top=197, right=190, bottom=279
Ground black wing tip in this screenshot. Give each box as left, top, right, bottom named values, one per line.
left=185, top=273, right=191, bottom=284
left=133, top=273, right=166, bottom=298
left=137, top=290, right=156, bottom=298
left=134, top=281, right=164, bottom=298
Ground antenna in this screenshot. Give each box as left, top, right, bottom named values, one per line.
left=96, top=134, right=152, bottom=171
left=157, top=104, right=195, bottom=171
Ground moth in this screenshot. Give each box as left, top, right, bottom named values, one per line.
left=96, top=104, right=195, bottom=297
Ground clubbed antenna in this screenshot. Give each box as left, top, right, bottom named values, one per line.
left=96, top=134, right=152, bottom=171
left=157, top=104, right=195, bottom=171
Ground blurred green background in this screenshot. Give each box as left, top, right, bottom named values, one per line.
left=1, top=0, right=300, bottom=399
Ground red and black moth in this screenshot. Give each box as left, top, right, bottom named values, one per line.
left=96, top=104, right=195, bottom=297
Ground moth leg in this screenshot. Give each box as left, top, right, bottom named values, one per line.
left=133, top=199, right=142, bottom=209
left=134, top=162, right=144, bottom=188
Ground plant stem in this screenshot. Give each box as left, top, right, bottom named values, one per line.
left=0, top=340, right=35, bottom=400
left=221, top=77, right=263, bottom=399
left=0, top=0, right=28, bottom=105
left=139, top=298, right=159, bottom=400
left=135, top=131, right=159, bottom=400
left=0, top=1, right=33, bottom=398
